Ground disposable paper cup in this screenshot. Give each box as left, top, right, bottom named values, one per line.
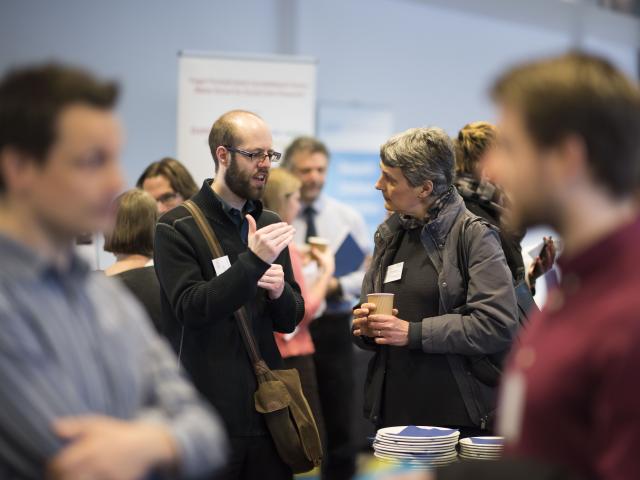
left=367, top=293, right=394, bottom=316
left=307, top=236, right=330, bottom=253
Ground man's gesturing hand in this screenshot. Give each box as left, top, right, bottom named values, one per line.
left=259, top=264, right=286, bottom=300
left=247, top=215, right=295, bottom=265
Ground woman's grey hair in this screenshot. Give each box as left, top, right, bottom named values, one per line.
left=380, top=126, right=455, bottom=196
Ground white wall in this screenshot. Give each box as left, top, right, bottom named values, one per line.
left=1, top=0, right=637, bottom=184
left=297, top=0, right=637, bottom=136
left=1, top=0, right=638, bottom=269
left=0, top=0, right=284, bottom=184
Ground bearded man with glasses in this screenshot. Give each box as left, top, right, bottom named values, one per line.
left=154, top=110, right=305, bottom=480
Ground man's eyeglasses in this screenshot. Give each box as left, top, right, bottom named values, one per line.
left=225, top=146, right=282, bottom=165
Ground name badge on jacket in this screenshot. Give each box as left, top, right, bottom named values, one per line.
left=212, top=255, right=231, bottom=276
left=497, top=371, right=526, bottom=444
left=384, top=262, right=404, bottom=283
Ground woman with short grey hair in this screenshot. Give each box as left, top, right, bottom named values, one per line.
left=380, top=127, right=453, bottom=196
left=353, top=126, right=518, bottom=436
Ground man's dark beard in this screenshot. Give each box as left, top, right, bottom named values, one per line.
left=225, top=156, right=266, bottom=201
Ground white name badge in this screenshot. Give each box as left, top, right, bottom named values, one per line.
left=384, top=262, right=404, bottom=283
left=212, top=255, right=231, bottom=276
left=496, top=371, right=526, bottom=444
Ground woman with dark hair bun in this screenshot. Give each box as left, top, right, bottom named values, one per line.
left=454, top=121, right=555, bottom=293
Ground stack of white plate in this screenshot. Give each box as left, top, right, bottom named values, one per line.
left=373, top=426, right=460, bottom=469
left=458, top=436, right=504, bottom=461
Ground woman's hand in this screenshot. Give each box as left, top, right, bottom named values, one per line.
left=367, top=313, right=409, bottom=346
left=528, top=236, right=557, bottom=284
left=353, top=303, right=377, bottom=337
left=310, top=246, right=335, bottom=276
left=353, top=303, right=402, bottom=343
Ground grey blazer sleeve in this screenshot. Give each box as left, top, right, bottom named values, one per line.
left=418, top=222, right=518, bottom=356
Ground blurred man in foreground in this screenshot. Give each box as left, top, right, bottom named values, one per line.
left=0, top=63, right=227, bottom=479
left=435, top=51, right=640, bottom=480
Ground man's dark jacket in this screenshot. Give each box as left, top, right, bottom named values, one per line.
left=154, top=181, right=305, bottom=436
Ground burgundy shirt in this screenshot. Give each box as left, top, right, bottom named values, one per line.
left=501, top=217, right=640, bottom=480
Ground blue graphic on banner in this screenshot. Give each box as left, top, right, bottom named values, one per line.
left=323, top=151, right=386, bottom=238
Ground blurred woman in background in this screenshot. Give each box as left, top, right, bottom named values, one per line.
left=454, top=121, right=555, bottom=293
left=263, top=167, right=336, bottom=447
left=104, top=188, right=162, bottom=332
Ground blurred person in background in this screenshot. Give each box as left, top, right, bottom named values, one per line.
left=137, top=156, right=198, bottom=214
left=0, top=63, right=226, bottom=480
left=283, top=137, right=372, bottom=480
left=104, top=188, right=162, bottom=332
left=353, top=126, right=518, bottom=436
left=454, top=121, right=555, bottom=295
left=435, top=51, right=640, bottom=480
left=262, top=167, right=336, bottom=457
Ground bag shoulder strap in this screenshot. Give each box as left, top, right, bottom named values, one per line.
left=456, top=215, right=476, bottom=291
left=183, top=199, right=224, bottom=257
left=456, top=212, right=539, bottom=326
left=182, top=200, right=266, bottom=370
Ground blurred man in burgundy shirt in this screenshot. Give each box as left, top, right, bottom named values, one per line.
left=436, top=52, right=640, bottom=480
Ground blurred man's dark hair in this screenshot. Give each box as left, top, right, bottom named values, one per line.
left=491, top=51, right=640, bottom=198
left=0, top=63, right=118, bottom=193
